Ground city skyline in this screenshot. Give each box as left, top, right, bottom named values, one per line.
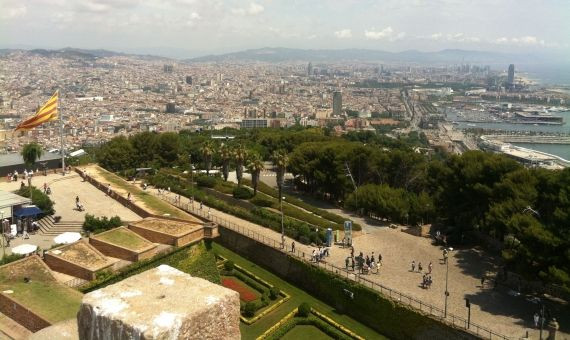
left=1, top=0, right=569, bottom=59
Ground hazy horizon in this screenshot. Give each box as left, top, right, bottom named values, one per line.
left=1, top=0, right=568, bottom=59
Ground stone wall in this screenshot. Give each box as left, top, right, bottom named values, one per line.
left=0, top=293, right=51, bottom=332
left=175, top=228, right=204, bottom=247
left=89, top=237, right=156, bottom=262
left=44, top=253, right=97, bottom=281
left=217, top=226, right=477, bottom=340
left=128, top=224, right=177, bottom=245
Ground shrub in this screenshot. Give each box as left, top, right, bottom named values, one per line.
left=250, top=196, right=274, bottom=207
left=0, top=253, right=23, bottom=265
left=224, top=260, right=235, bottom=272
left=233, top=186, right=253, bottom=199
left=196, top=175, right=216, bottom=188
left=244, top=301, right=257, bottom=317
left=298, top=302, right=311, bottom=317
left=15, top=186, right=54, bottom=215
left=269, top=286, right=280, bottom=300
left=83, top=214, right=123, bottom=234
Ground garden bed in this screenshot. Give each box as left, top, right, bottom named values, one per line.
left=217, top=257, right=290, bottom=325
left=260, top=307, right=364, bottom=340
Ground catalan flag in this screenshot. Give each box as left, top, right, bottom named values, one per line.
left=14, top=91, right=59, bottom=131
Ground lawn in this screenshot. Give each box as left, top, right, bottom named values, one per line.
left=221, top=276, right=260, bottom=302
left=212, top=243, right=386, bottom=340
left=281, top=325, right=332, bottom=340
left=95, top=228, right=151, bottom=250
left=93, top=167, right=189, bottom=219
left=0, top=257, right=82, bottom=324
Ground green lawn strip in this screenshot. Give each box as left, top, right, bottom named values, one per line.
left=94, top=168, right=188, bottom=219
left=281, top=324, right=332, bottom=340
left=212, top=243, right=385, bottom=340
left=95, top=228, right=150, bottom=250
left=0, top=261, right=82, bottom=324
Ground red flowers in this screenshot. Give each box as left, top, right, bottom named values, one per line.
left=221, top=277, right=258, bottom=302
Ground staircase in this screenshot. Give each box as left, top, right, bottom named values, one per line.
left=37, top=215, right=83, bottom=236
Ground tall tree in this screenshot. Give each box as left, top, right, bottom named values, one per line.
left=220, top=143, right=232, bottom=181
left=234, top=145, right=247, bottom=186
left=246, top=152, right=264, bottom=195
left=272, top=149, right=289, bottom=203
left=200, top=141, right=214, bottom=175
left=21, top=143, right=43, bottom=167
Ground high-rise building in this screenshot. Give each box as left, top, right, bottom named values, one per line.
left=332, top=91, right=342, bottom=116
left=307, top=62, right=313, bottom=76
left=507, top=64, right=515, bottom=86
left=166, top=102, right=176, bottom=113
left=163, top=64, right=173, bottom=73
left=185, top=76, right=193, bottom=85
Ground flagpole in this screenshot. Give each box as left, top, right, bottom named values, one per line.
left=59, top=90, right=65, bottom=176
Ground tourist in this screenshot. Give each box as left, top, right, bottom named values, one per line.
left=418, top=262, right=423, bottom=273
left=76, top=196, right=80, bottom=205
left=371, top=252, right=375, bottom=264
left=43, top=183, right=47, bottom=193
left=378, top=253, right=382, bottom=266
left=312, top=249, right=316, bottom=262
left=428, top=262, right=433, bottom=274
left=200, top=202, right=203, bottom=210
left=291, top=241, right=295, bottom=253
left=365, top=255, right=370, bottom=267
left=481, top=276, right=485, bottom=287
left=20, top=181, right=25, bottom=189
left=345, top=257, right=349, bottom=269
left=107, top=184, right=111, bottom=196
left=411, top=260, right=416, bottom=272
left=351, top=257, right=355, bottom=271
left=443, top=248, right=448, bottom=263
left=127, top=192, right=132, bottom=202
left=533, top=312, right=539, bottom=328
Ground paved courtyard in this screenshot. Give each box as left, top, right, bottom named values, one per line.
left=0, top=172, right=140, bottom=222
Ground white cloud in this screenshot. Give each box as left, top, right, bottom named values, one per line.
left=334, top=29, right=352, bottom=39
left=430, top=33, right=443, bottom=40
left=190, top=12, right=201, bottom=20
left=232, top=2, right=264, bottom=16
left=364, top=27, right=406, bottom=41
left=0, top=4, right=27, bottom=19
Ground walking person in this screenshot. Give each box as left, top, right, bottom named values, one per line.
left=378, top=253, right=382, bottom=266
left=107, top=184, right=111, bottom=196
left=428, top=262, right=432, bottom=274
left=291, top=241, right=295, bottom=253
left=533, top=312, right=539, bottom=328
left=411, top=260, right=416, bottom=272
left=127, top=192, right=132, bottom=203
left=418, top=262, right=423, bottom=273
left=345, top=257, right=349, bottom=270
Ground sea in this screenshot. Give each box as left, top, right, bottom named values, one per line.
left=453, top=65, right=570, bottom=161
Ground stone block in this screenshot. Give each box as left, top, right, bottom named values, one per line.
left=77, top=265, right=240, bottom=340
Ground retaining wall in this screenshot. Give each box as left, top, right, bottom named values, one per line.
left=217, top=226, right=477, bottom=340
left=0, top=294, right=51, bottom=332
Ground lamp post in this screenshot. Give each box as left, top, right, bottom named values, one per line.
left=465, top=298, right=471, bottom=329
left=444, top=247, right=453, bottom=318
left=189, top=154, right=194, bottom=207
left=280, top=196, right=285, bottom=249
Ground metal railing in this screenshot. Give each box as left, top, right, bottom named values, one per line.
left=159, top=193, right=512, bottom=340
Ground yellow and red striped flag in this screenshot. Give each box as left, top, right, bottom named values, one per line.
left=15, top=91, right=59, bottom=131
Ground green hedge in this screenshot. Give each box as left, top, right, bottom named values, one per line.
left=267, top=316, right=354, bottom=340
left=149, top=172, right=326, bottom=245
left=15, top=186, right=54, bottom=215
left=243, top=179, right=362, bottom=231
left=233, top=186, right=253, bottom=199
left=83, top=214, right=122, bottom=234
left=196, top=175, right=216, bottom=188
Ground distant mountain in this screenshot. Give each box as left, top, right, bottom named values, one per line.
left=0, top=47, right=169, bottom=61
left=187, top=47, right=540, bottom=64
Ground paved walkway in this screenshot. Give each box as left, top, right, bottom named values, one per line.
left=153, top=180, right=567, bottom=339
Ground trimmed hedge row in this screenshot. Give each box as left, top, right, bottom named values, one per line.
left=148, top=172, right=326, bottom=245
left=266, top=316, right=354, bottom=340
left=243, top=179, right=362, bottom=231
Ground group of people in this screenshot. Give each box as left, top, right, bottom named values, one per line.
left=7, top=169, right=38, bottom=182
left=411, top=260, right=434, bottom=289
left=311, top=246, right=330, bottom=262
left=346, top=249, right=382, bottom=275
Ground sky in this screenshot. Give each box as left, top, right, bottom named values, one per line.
left=0, top=0, right=569, bottom=58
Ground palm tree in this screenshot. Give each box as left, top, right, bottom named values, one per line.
left=220, top=144, right=231, bottom=182
left=247, top=153, right=265, bottom=195
left=200, top=141, right=214, bottom=175
left=233, top=145, right=247, bottom=186
left=21, top=143, right=43, bottom=167
left=272, top=149, right=289, bottom=203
